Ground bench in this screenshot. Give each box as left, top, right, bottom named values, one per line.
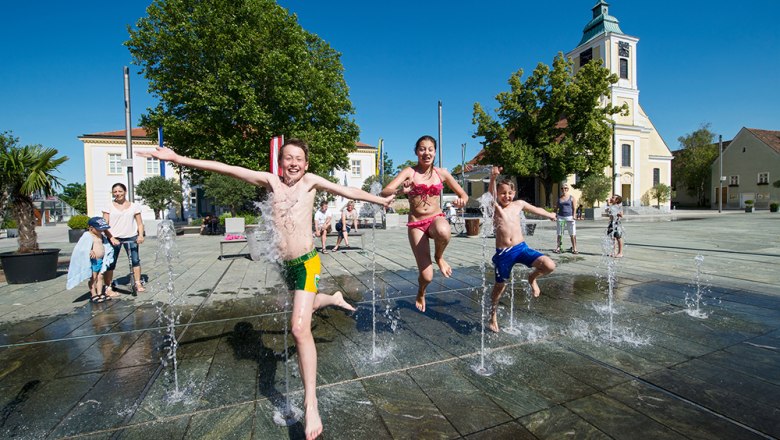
left=219, top=237, right=248, bottom=259
left=325, top=229, right=365, bottom=249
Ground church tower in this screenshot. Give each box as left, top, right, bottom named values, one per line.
left=566, top=1, right=672, bottom=209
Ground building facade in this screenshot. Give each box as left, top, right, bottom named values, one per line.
left=79, top=128, right=185, bottom=220
left=80, top=129, right=378, bottom=220
left=565, top=0, right=673, bottom=208
left=710, top=128, right=780, bottom=209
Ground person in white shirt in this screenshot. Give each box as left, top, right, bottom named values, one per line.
left=103, top=183, right=146, bottom=295
left=313, top=201, right=332, bottom=253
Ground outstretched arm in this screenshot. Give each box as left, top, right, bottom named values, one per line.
left=137, top=146, right=273, bottom=188
left=489, top=165, right=501, bottom=201
left=311, top=174, right=395, bottom=207
left=523, top=202, right=557, bottom=221
left=439, top=167, right=468, bottom=208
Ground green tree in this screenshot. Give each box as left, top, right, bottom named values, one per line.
left=135, top=176, right=183, bottom=219
left=381, top=152, right=395, bottom=178
left=202, top=173, right=257, bottom=216
left=396, top=160, right=417, bottom=173
left=59, top=182, right=87, bottom=214
left=577, top=174, right=611, bottom=208
left=126, top=0, right=359, bottom=178
left=650, top=183, right=671, bottom=208
left=672, top=124, right=718, bottom=206
left=473, top=53, right=627, bottom=206
left=361, top=174, right=394, bottom=194
left=0, top=131, right=67, bottom=253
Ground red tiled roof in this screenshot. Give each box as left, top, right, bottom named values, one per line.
left=355, top=141, right=375, bottom=148
left=82, top=128, right=149, bottom=138
left=746, top=128, right=780, bottom=154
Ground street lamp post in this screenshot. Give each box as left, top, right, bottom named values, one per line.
left=718, top=134, right=723, bottom=213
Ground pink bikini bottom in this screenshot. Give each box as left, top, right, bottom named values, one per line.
left=406, top=213, right=445, bottom=236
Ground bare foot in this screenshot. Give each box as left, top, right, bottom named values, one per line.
left=305, top=404, right=323, bottom=440
left=435, top=257, right=453, bottom=277
left=416, top=291, right=426, bottom=312
left=529, top=279, right=541, bottom=297
left=332, top=291, right=355, bottom=312
left=614, top=254, right=623, bottom=258
left=104, top=288, right=120, bottom=298
left=489, top=314, right=500, bottom=333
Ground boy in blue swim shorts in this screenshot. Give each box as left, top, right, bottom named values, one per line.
left=488, top=166, right=557, bottom=332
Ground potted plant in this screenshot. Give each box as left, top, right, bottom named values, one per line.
left=770, top=202, right=779, bottom=213
left=1, top=216, right=18, bottom=238
left=744, top=200, right=754, bottom=213
left=0, top=131, right=68, bottom=284
left=67, top=214, right=90, bottom=243
left=577, top=174, right=611, bottom=219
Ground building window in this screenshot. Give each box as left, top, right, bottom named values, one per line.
left=619, top=58, right=628, bottom=79
left=653, top=168, right=660, bottom=186
left=580, top=48, right=592, bottom=66
left=729, top=175, right=739, bottom=186
left=146, top=158, right=160, bottom=175
left=758, top=172, right=769, bottom=185
left=467, top=181, right=472, bottom=196
left=350, top=160, right=362, bottom=177
left=621, top=144, right=631, bottom=167
left=108, top=153, right=122, bottom=175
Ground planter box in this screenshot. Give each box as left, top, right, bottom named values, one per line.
left=584, top=208, right=597, bottom=220
left=745, top=206, right=754, bottom=213
left=5, top=228, right=18, bottom=238
left=0, top=249, right=61, bottom=284
left=69, top=229, right=86, bottom=243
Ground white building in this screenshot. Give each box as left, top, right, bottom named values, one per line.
left=79, top=128, right=187, bottom=220
left=79, top=129, right=378, bottom=220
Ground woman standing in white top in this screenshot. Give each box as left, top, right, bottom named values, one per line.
left=103, top=183, right=145, bottom=295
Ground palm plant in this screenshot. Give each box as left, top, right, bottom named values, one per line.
left=0, top=132, right=68, bottom=253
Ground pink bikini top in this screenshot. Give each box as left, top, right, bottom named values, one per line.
left=408, top=168, right=444, bottom=199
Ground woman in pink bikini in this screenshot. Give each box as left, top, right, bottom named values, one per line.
left=382, top=135, right=468, bottom=312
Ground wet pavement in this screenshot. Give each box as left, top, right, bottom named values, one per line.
left=1, top=210, right=779, bottom=439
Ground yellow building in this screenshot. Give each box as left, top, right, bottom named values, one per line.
left=566, top=1, right=673, bottom=208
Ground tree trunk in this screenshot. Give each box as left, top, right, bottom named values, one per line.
left=541, top=178, right=554, bottom=208
left=12, top=196, right=39, bottom=253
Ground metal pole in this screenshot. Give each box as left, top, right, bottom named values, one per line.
left=718, top=134, right=723, bottom=213
left=438, top=100, right=443, bottom=209
left=461, top=143, right=466, bottom=188
left=123, top=66, right=135, bottom=202
left=611, top=121, right=617, bottom=196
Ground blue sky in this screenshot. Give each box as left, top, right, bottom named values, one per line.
left=2, top=1, right=778, bottom=186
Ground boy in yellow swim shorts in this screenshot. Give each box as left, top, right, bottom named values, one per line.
left=141, top=139, right=394, bottom=440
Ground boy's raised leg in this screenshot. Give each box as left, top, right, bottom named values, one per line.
left=313, top=291, right=355, bottom=312
left=290, top=290, right=322, bottom=440
left=528, top=256, right=556, bottom=297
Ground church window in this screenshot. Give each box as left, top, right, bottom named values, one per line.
left=580, top=48, right=592, bottom=66
left=621, top=144, right=631, bottom=167
left=653, top=168, right=660, bottom=186
left=619, top=58, right=628, bottom=79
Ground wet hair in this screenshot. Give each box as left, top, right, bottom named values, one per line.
left=414, top=135, right=437, bottom=152
left=280, top=138, right=309, bottom=162
left=613, top=194, right=623, bottom=204
left=111, top=182, right=127, bottom=192
left=496, top=178, right=515, bottom=191
left=320, top=201, right=328, bottom=207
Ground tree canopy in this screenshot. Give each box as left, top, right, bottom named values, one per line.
left=672, top=124, right=718, bottom=207
left=135, top=176, right=183, bottom=219
left=203, top=173, right=257, bottom=216
left=473, top=53, right=626, bottom=206
left=59, top=183, right=87, bottom=214
left=126, top=0, right=359, bottom=178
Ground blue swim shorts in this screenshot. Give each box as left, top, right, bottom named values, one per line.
left=90, top=258, right=103, bottom=272
left=492, top=242, right=543, bottom=283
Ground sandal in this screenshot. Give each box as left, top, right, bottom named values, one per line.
left=552, top=248, right=561, bottom=254
left=569, top=248, right=579, bottom=254
left=331, top=246, right=339, bottom=252
left=90, top=294, right=107, bottom=303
